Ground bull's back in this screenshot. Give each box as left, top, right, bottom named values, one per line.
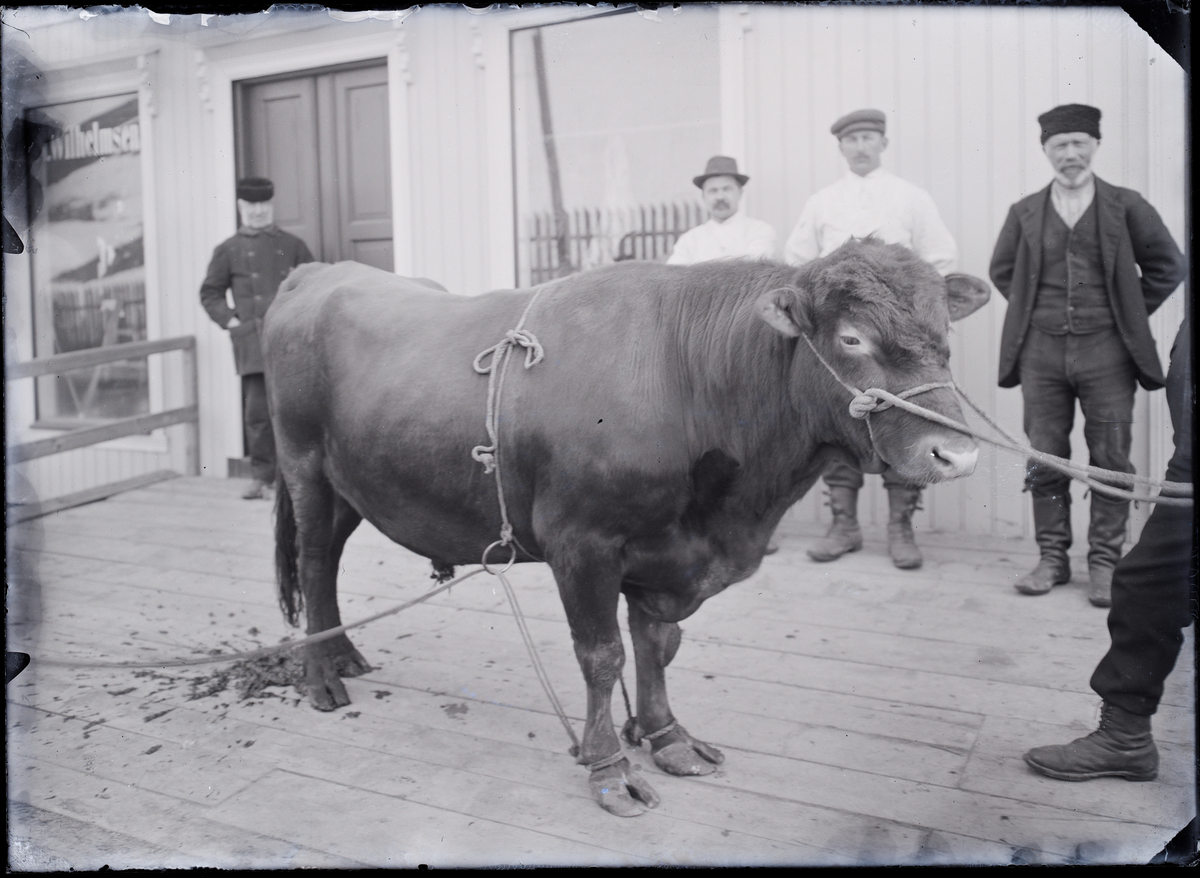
left=264, top=263, right=543, bottom=545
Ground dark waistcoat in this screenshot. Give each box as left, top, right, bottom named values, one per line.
left=1030, top=199, right=1115, bottom=335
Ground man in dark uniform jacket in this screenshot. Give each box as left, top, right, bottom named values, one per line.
left=989, top=104, right=1187, bottom=606
left=1023, top=306, right=1192, bottom=784
left=200, top=177, right=313, bottom=499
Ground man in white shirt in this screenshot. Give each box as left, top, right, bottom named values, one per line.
left=785, top=110, right=957, bottom=273
left=785, top=109, right=959, bottom=570
left=667, top=156, right=777, bottom=265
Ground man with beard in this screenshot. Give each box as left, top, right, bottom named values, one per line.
left=989, top=104, right=1186, bottom=606
left=666, top=156, right=777, bottom=265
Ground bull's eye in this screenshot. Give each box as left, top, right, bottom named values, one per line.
left=840, top=335, right=861, bottom=347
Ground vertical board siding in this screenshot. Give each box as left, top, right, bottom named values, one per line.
left=753, top=6, right=1182, bottom=541
left=8, top=8, right=1184, bottom=541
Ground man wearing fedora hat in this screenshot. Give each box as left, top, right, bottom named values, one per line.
left=990, top=104, right=1186, bottom=606
left=785, top=109, right=959, bottom=571
left=200, top=177, right=313, bottom=499
left=667, top=156, right=777, bottom=265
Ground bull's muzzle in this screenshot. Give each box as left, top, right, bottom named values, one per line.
left=924, top=435, right=979, bottom=480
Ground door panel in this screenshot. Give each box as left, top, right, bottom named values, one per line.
left=242, top=78, right=321, bottom=254
left=238, top=62, right=391, bottom=269
left=334, top=67, right=392, bottom=271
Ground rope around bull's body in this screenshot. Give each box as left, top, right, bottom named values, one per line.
left=800, top=334, right=1192, bottom=506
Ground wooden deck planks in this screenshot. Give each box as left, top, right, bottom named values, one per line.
left=6, top=476, right=1195, bottom=867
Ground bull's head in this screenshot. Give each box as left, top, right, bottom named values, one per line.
left=755, top=240, right=987, bottom=485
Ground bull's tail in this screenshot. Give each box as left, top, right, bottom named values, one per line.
left=274, top=475, right=303, bottom=627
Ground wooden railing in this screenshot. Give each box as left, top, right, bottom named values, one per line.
left=6, top=336, right=199, bottom=523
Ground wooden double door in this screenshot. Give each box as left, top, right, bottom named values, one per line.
left=236, top=61, right=393, bottom=270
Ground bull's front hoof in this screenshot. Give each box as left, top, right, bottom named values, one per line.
left=651, top=726, right=724, bottom=776
left=589, top=758, right=660, bottom=817
left=322, top=633, right=373, bottom=678
left=304, top=635, right=373, bottom=711
left=305, top=659, right=353, bottom=711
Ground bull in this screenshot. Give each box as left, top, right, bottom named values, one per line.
left=262, top=240, right=989, bottom=816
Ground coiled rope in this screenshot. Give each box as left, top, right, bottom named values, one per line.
left=800, top=333, right=1192, bottom=506
left=470, top=288, right=594, bottom=762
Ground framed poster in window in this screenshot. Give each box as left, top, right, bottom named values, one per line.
left=26, top=92, right=149, bottom=427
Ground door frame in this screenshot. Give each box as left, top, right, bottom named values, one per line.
left=200, top=31, right=412, bottom=276
left=199, top=30, right=412, bottom=464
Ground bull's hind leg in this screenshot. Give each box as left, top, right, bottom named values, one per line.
left=626, top=601, right=724, bottom=776
left=285, top=472, right=369, bottom=710
left=550, top=544, right=661, bottom=817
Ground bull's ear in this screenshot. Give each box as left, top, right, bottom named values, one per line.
left=945, top=273, right=991, bottom=322
left=755, top=286, right=813, bottom=338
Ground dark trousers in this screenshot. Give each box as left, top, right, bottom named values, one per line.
left=1019, top=326, right=1138, bottom=493
left=823, top=460, right=916, bottom=492
left=1018, top=327, right=1137, bottom=565
left=1089, top=486, right=1195, bottom=716
left=242, top=373, right=275, bottom=483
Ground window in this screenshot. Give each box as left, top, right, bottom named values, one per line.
left=27, top=93, right=149, bottom=425
left=510, top=7, right=720, bottom=287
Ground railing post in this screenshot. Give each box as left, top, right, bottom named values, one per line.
left=181, top=336, right=200, bottom=476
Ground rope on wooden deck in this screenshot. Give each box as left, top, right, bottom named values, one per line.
left=36, top=567, right=487, bottom=670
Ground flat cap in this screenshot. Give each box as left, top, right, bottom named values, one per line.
left=1038, top=103, right=1101, bottom=144
left=236, top=177, right=274, bottom=203
left=693, top=155, right=749, bottom=189
left=831, top=108, right=886, bottom=139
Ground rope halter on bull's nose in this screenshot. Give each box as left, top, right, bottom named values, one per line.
left=799, top=333, right=1192, bottom=506
left=800, top=333, right=952, bottom=421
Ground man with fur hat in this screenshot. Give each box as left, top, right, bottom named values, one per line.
left=667, top=156, right=777, bottom=265
left=990, top=104, right=1186, bottom=605
left=200, top=177, right=313, bottom=499
left=785, top=109, right=959, bottom=571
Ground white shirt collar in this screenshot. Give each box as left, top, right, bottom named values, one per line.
left=709, top=208, right=747, bottom=227
left=844, top=166, right=889, bottom=185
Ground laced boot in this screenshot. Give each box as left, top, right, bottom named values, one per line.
left=1015, top=492, right=1072, bottom=595
left=886, top=486, right=923, bottom=570
left=1087, top=495, right=1128, bottom=608
left=807, top=487, right=862, bottom=562
left=1023, top=701, right=1158, bottom=781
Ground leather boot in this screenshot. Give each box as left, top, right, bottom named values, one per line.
left=886, top=486, right=923, bottom=570
left=1087, top=494, right=1128, bottom=608
left=1023, top=701, right=1158, bottom=781
left=1014, top=492, right=1072, bottom=595
left=808, top=487, right=862, bottom=562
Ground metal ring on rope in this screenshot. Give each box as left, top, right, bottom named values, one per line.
left=482, top=539, right=518, bottom=575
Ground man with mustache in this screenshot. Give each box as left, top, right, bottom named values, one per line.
left=990, top=104, right=1186, bottom=606
left=785, top=109, right=958, bottom=570
left=666, top=156, right=777, bottom=266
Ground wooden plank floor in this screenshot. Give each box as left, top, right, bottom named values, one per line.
left=6, top=476, right=1195, bottom=867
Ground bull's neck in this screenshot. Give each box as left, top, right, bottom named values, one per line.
left=665, top=274, right=850, bottom=514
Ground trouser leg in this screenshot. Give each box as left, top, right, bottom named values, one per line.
left=242, top=373, right=276, bottom=484
left=1089, top=499, right=1196, bottom=716
left=1073, top=330, right=1138, bottom=605
left=1016, top=329, right=1075, bottom=593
